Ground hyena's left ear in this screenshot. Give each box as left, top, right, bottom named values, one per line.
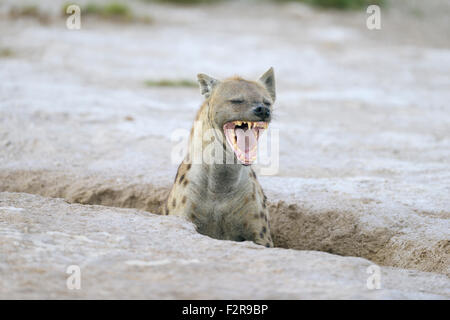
left=258, top=67, right=276, bottom=102
left=197, top=73, right=219, bottom=98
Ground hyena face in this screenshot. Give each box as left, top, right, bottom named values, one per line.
left=198, top=68, right=276, bottom=165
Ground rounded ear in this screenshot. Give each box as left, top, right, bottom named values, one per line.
left=197, top=73, right=219, bottom=98
left=258, top=67, right=276, bottom=102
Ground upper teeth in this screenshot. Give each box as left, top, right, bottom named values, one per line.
left=233, top=121, right=268, bottom=129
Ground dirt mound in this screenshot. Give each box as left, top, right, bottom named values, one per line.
left=0, top=170, right=169, bottom=213
left=1, top=192, right=449, bottom=299
left=1, top=170, right=448, bottom=276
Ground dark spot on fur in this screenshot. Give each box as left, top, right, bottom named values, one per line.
left=260, top=211, right=264, bottom=218
left=262, top=226, right=267, bottom=234
left=253, top=213, right=259, bottom=219
left=183, top=179, right=189, bottom=186
left=222, top=141, right=228, bottom=153
left=259, top=232, right=264, bottom=238
left=187, top=164, right=191, bottom=170
left=182, top=196, right=186, bottom=204
left=179, top=174, right=185, bottom=183
left=172, top=198, right=176, bottom=208
left=265, top=243, right=271, bottom=248
left=252, top=194, right=256, bottom=200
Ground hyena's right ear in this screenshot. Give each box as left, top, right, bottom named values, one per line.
left=197, top=73, right=219, bottom=98
left=259, top=67, right=276, bottom=102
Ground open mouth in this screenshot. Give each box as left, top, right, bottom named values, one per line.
left=223, top=120, right=268, bottom=165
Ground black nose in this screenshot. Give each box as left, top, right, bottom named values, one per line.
left=253, top=105, right=270, bottom=120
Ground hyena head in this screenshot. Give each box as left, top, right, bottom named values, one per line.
left=197, top=68, right=276, bottom=166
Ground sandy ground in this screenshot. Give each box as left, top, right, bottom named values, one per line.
left=0, top=0, right=449, bottom=298
left=1, top=192, right=449, bottom=299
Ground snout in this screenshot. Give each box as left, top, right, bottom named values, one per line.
left=253, top=105, right=271, bottom=121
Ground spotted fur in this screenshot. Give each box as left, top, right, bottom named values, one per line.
left=163, top=69, right=276, bottom=247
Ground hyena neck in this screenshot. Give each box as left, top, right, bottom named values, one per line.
left=187, top=101, right=250, bottom=195
left=204, top=163, right=249, bottom=195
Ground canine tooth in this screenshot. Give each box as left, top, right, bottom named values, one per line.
left=248, top=122, right=253, bottom=129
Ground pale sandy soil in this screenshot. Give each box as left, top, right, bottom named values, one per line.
left=0, top=0, right=449, bottom=298
left=1, top=192, right=448, bottom=299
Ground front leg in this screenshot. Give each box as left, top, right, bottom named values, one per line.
left=243, top=210, right=273, bottom=248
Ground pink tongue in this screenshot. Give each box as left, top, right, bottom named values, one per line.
left=236, top=129, right=257, bottom=153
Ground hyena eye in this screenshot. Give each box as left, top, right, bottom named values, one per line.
left=229, top=99, right=244, bottom=104
left=263, top=100, right=271, bottom=106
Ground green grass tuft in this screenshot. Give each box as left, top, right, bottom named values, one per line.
left=9, top=5, right=50, bottom=23
left=13, top=5, right=40, bottom=16
left=144, top=79, right=198, bottom=88
left=0, top=48, right=14, bottom=58
left=85, top=2, right=132, bottom=20
left=144, top=0, right=221, bottom=4
left=148, top=0, right=382, bottom=8
left=62, top=2, right=152, bottom=23
left=274, top=0, right=384, bottom=10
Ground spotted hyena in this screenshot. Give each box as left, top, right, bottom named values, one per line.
left=162, top=68, right=275, bottom=247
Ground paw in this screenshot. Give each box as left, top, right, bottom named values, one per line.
left=254, top=238, right=273, bottom=248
